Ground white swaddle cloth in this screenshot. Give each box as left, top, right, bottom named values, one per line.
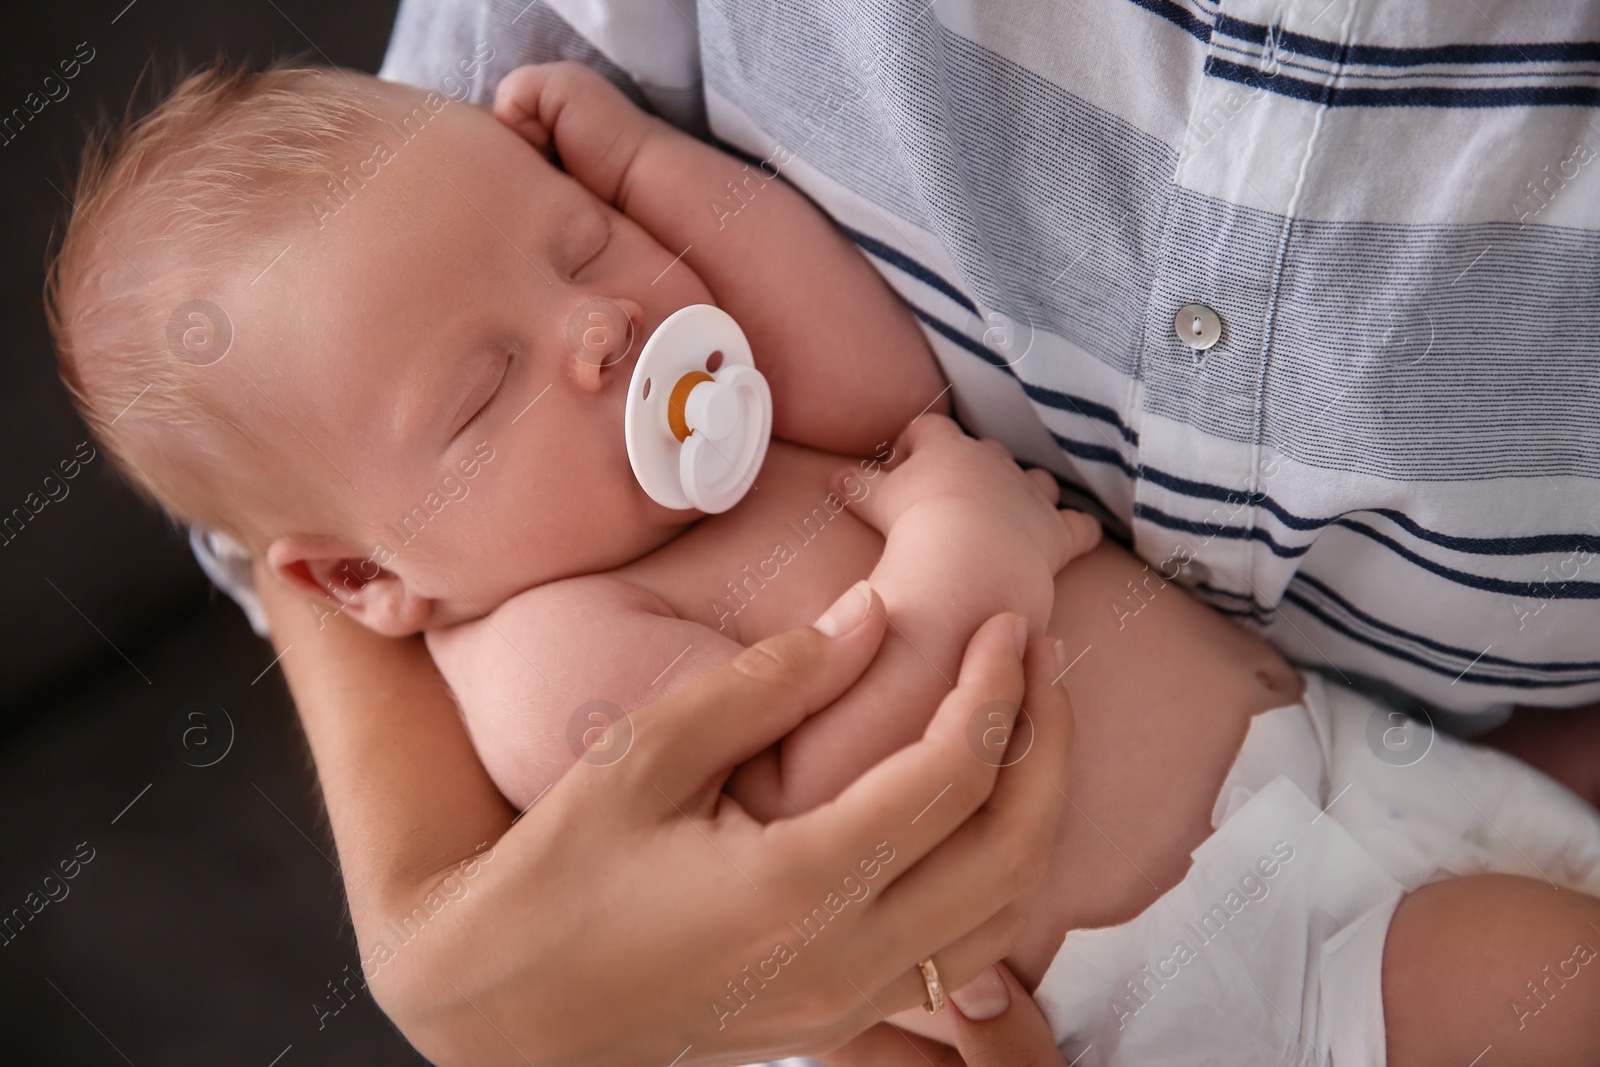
left=1033, top=671, right=1600, bottom=1066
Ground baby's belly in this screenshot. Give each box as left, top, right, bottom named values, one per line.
left=889, top=541, right=1303, bottom=1045
left=1007, top=543, right=1304, bottom=989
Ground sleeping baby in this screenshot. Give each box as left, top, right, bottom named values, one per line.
left=48, top=60, right=1600, bottom=1064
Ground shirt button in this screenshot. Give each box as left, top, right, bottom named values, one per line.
left=1174, top=303, right=1222, bottom=351
left=1173, top=557, right=1212, bottom=588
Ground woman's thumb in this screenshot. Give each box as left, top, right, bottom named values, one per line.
left=948, top=963, right=1067, bottom=1067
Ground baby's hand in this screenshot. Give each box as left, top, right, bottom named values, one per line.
left=834, top=414, right=1101, bottom=575
left=492, top=62, right=659, bottom=203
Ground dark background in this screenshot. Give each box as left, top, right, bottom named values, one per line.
left=0, top=1, right=426, bottom=1062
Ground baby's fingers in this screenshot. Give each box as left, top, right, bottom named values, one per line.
left=1039, top=507, right=1102, bottom=574
left=896, top=411, right=964, bottom=457
left=1059, top=508, right=1102, bottom=562
left=1024, top=467, right=1060, bottom=504
left=492, top=65, right=555, bottom=150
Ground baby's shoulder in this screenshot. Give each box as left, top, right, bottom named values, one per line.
left=427, top=573, right=674, bottom=685
left=492, top=572, right=673, bottom=625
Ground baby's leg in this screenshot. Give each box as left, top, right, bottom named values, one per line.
left=1384, top=874, right=1600, bottom=1066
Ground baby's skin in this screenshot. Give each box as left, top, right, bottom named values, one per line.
left=254, top=64, right=1600, bottom=1060
left=428, top=63, right=1301, bottom=1042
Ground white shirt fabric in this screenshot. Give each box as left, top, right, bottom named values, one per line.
left=369, top=0, right=1600, bottom=720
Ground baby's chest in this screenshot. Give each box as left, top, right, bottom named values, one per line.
left=622, top=441, right=885, bottom=644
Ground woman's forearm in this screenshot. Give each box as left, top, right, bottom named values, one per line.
left=256, top=568, right=511, bottom=933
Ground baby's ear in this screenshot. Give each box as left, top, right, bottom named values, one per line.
left=265, top=535, right=433, bottom=637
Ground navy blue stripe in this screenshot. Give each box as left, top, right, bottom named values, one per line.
left=842, top=225, right=979, bottom=314
left=1335, top=519, right=1600, bottom=600
left=1208, top=55, right=1600, bottom=109
left=1139, top=466, right=1600, bottom=557
left=1116, top=532, right=1600, bottom=685
left=1134, top=502, right=1312, bottom=556
left=1124, top=0, right=1212, bottom=44
left=1021, top=382, right=1139, bottom=446
left=1213, top=14, right=1600, bottom=68
left=1195, top=587, right=1276, bottom=625
left=1194, top=582, right=1262, bottom=604
left=911, top=305, right=1009, bottom=369
left=1283, top=589, right=1600, bottom=689
left=921, top=301, right=1598, bottom=577
left=1138, top=467, right=1311, bottom=527
left=1295, top=572, right=1600, bottom=674
left=1364, top=510, right=1600, bottom=558
left=1211, top=39, right=1600, bottom=84
left=1050, top=431, right=1138, bottom=478
left=1136, top=502, right=1600, bottom=599
left=1183, top=570, right=1600, bottom=684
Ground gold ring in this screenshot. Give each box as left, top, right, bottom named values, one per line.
left=918, top=957, right=945, bottom=1014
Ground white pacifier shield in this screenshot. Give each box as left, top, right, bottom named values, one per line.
left=624, top=304, right=772, bottom=513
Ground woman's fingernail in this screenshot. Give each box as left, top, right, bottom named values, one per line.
left=813, top=580, right=871, bottom=637
left=1053, top=638, right=1069, bottom=675
left=1012, top=615, right=1028, bottom=658
left=949, top=965, right=1010, bottom=1021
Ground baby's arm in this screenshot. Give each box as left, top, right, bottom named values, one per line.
left=426, top=574, right=752, bottom=813
left=728, top=417, right=1100, bottom=818
left=433, top=417, right=1097, bottom=819
left=493, top=62, right=950, bottom=457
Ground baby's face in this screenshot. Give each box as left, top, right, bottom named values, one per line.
left=234, top=87, right=714, bottom=625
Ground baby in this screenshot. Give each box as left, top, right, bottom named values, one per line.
left=48, top=60, right=1600, bottom=1064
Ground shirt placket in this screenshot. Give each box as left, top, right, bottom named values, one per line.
left=1129, top=0, right=1342, bottom=611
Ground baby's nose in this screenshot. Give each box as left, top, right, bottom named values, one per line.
left=566, top=296, right=641, bottom=370
left=610, top=298, right=644, bottom=353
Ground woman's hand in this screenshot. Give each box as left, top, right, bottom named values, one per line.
left=821, top=963, right=1067, bottom=1067
left=947, top=963, right=1069, bottom=1067
left=256, top=563, right=1075, bottom=1066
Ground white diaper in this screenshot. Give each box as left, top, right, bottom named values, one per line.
left=1032, top=671, right=1600, bottom=1066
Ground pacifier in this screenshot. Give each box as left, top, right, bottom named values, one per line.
left=624, top=304, right=772, bottom=513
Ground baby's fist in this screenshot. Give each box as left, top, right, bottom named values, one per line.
left=492, top=63, right=656, bottom=203
left=492, top=63, right=563, bottom=152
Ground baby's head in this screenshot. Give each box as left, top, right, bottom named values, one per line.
left=48, top=61, right=713, bottom=634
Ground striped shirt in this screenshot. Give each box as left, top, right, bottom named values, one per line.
left=379, top=0, right=1600, bottom=721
